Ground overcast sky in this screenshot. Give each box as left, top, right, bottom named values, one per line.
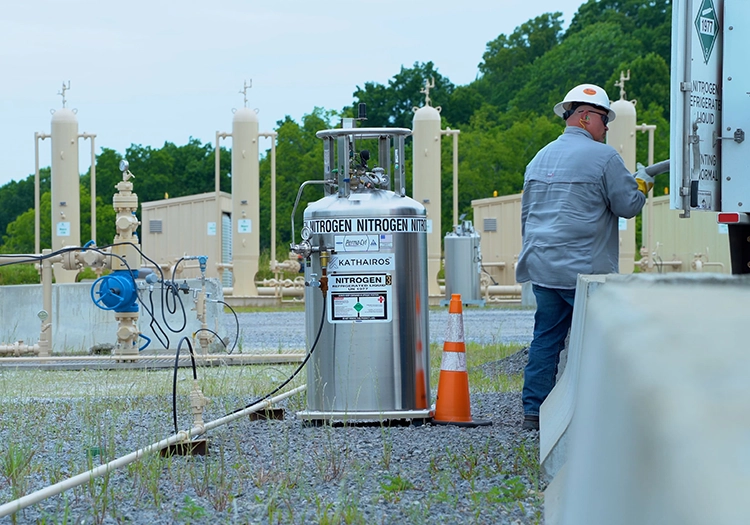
left=0, top=0, right=586, bottom=187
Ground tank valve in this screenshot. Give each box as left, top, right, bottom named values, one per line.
left=307, top=273, right=320, bottom=289
left=291, top=240, right=314, bottom=259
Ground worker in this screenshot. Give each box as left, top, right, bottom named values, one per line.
left=515, top=83, right=653, bottom=431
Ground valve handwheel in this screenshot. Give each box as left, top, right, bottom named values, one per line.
left=90, top=275, right=128, bottom=311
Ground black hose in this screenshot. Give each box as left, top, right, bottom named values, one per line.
left=221, top=293, right=327, bottom=418
left=193, top=328, right=227, bottom=350
left=172, top=337, right=198, bottom=435
left=145, top=288, right=170, bottom=349
left=217, top=300, right=240, bottom=354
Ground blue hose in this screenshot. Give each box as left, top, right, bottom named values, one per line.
left=138, top=333, right=152, bottom=352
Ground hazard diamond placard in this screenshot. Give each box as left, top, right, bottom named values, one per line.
left=695, top=0, right=720, bottom=64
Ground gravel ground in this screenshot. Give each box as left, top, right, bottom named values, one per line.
left=0, top=308, right=541, bottom=525
left=229, top=307, right=535, bottom=353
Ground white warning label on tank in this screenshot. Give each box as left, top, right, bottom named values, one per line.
left=328, top=254, right=395, bottom=272
left=330, top=292, right=390, bottom=323
left=328, top=273, right=392, bottom=323
left=305, top=217, right=427, bottom=234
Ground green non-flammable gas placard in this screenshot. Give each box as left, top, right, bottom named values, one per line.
left=695, top=0, right=720, bottom=64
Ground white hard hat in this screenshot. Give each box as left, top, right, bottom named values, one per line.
left=553, top=84, right=616, bottom=122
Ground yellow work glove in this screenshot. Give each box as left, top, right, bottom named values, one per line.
left=634, top=162, right=654, bottom=196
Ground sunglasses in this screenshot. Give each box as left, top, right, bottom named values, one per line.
left=586, top=109, right=610, bottom=126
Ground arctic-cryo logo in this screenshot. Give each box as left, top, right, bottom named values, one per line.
left=334, top=234, right=380, bottom=252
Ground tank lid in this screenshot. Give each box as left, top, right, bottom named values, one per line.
left=233, top=106, right=258, bottom=123
left=610, top=98, right=636, bottom=118
left=51, top=108, right=78, bottom=123
left=316, top=127, right=411, bottom=139
left=412, top=105, right=441, bottom=122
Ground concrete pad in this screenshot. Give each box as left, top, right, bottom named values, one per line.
left=559, top=274, right=750, bottom=525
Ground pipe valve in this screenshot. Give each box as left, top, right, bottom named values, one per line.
left=190, top=380, right=210, bottom=428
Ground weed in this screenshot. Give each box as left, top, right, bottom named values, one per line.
left=312, top=425, right=349, bottom=482
left=446, top=444, right=480, bottom=481
left=175, top=494, right=208, bottom=523
left=379, top=474, right=416, bottom=503
left=1, top=441, right=37, bottom=501
left=380, top=425, right=393, bottom=470
left=512, top=439, right=543, bottom=489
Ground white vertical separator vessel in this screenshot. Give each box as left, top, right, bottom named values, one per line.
left=231, top=107, right=260, bottom=297
left=51, top=106, right=81, bottom=283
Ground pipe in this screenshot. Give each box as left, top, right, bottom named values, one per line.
left=80, top=133, right=97, bottom=243
left=481, top=261, right=507, bottom=268
left=441, top=129, right=460, bottom=226
left=0, top=385, right=306, bottom=518
left=215, top=131, right=230, bottom=286
left=41, top=251, right=53, bottom=357
left=698, top=261, right=725, bottom=271
left=680, top=0, right=692, bottom=219
left=437, top=284, right=521, bottom=295
left=259, top=132, right=277, bottom=269
left=637, top=124, right=657, bottom=271
left=34, top=133, right=51, bottom=256
left=651, top=260, right=683, bottom=268
left=0, top=353, right=304, bottom=363
left=0, top=343, right=40, bottom=356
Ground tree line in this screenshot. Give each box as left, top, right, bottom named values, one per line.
left=0, top=0, right=671, bottom=258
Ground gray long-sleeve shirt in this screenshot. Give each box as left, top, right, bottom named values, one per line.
left=515, top=126, right=646, bottom=289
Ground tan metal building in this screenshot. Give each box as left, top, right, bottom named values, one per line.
left=641, top=195, right=730, bottom=273
left=140, top=192, right=233, bottom=283
left=471, top=192, right=727, bottom=286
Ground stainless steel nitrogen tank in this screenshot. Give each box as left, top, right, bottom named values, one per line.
left=443, top=219, right=484, bottom=306
left=298, top=127, right=430, bottom=420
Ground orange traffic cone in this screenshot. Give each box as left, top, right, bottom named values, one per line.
left=433, top=294, right=491, bottom=427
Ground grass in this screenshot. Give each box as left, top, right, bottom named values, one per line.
left=430, top=340, right=526, bottom=394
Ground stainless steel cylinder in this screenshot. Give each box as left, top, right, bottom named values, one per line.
left=303, top=190, right=430, bottom=414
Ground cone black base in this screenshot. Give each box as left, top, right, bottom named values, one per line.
left=431, top=418, right=492, bottom=428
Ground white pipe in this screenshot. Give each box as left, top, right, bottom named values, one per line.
left=80, top=133, right=97, bottom=243
left=0, top=384, right=306, bottom=518
left=259, top=132, right=278, bottom=267
left=438, top=284, right=521, bottom=295
left=34, top=133, right=51, bottom=256
left=441, top=129, right=460, bottom=226
left=482, top=261, right=507, bottom=268
left=215, top=131, right=230, bottom=286
left=0, top=353, right=304, bottom=363
left=651, top=260, right=683, bottom=268
left=0, top=343, right=40, bottom=356
left=486, top=285, right=522, bottom=295
left=637, top=124, right=657, bottom=271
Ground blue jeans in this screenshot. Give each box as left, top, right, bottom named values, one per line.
left=522, top=284, right=576, bottom=416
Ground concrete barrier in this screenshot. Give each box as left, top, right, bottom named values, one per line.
left=545, top=273, right=750, bottom=524
left=0, top=279, right=223, bottom=353
left=540, top=274, right=607, bottom=481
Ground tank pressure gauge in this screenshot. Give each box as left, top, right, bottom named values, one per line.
left=37, top=310, right=49, bottom=322
left=300, top=226, right=312, bottom=241
left=119, top=160, right=129, bottom=172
